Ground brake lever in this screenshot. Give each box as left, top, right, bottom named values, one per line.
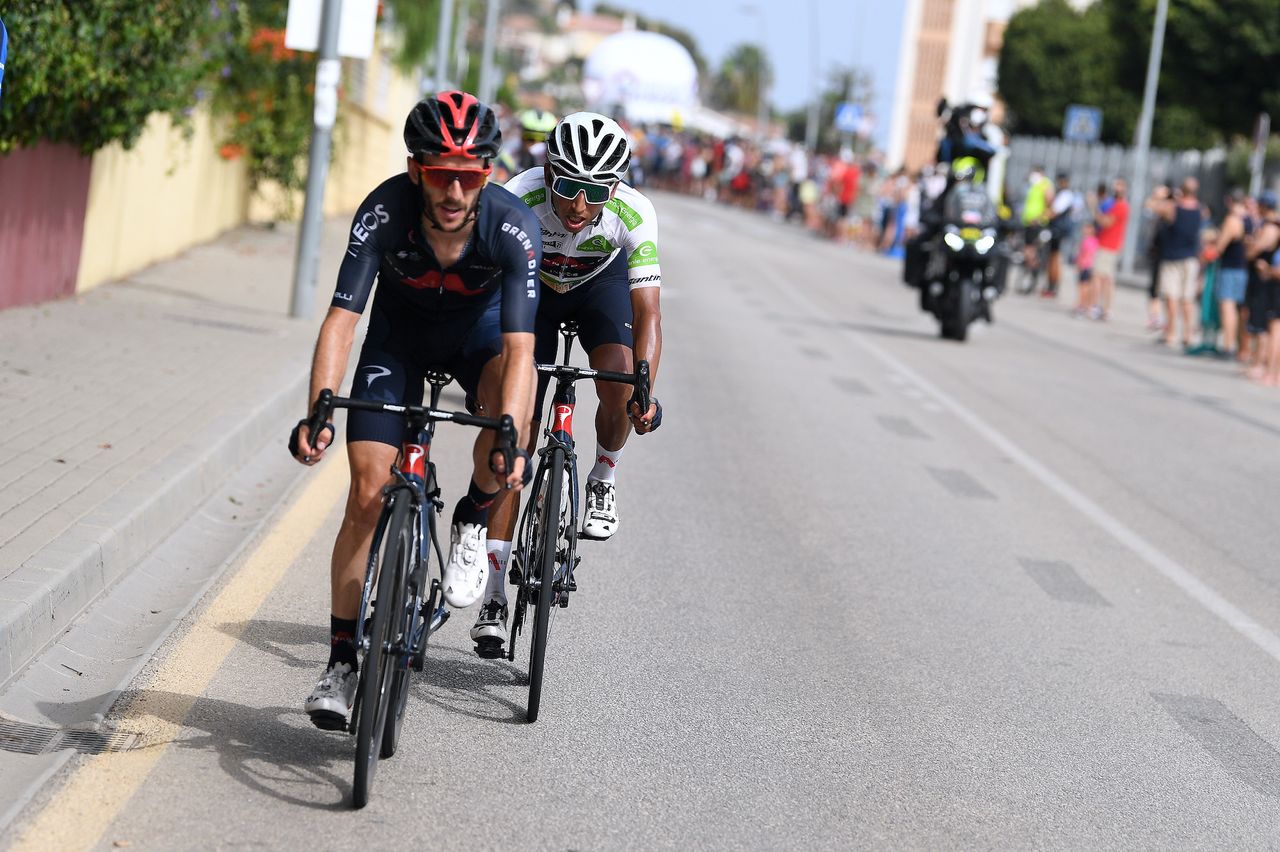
left=495, top=414, right=517, bottom=487
left=630, top=360, right=651, bottom=418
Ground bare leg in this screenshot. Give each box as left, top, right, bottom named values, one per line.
left=331, top=441, right=397, bottom=619
left=590, top=343, right=635, bottom=453
left=1220, top=301, right=1238, bottom=353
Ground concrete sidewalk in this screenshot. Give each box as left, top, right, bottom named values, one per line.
left=0, top=217, right=346, bottom=690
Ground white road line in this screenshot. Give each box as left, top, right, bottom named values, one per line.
left=851, top=332, right=1280, bottom=664
left=749, top=253, right=1278, bottom=663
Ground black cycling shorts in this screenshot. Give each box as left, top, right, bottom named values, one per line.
left=533, top=253, right=633, bottom=417
left=347, top=295, right=503, bottom=446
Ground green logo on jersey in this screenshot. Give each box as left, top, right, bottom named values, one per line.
left=521, top=187, right=547, bottom=208
left=627, top=240, right=659, bottom=268
left=606, top=198, right=643, bottom=230
left=577, top=235, right=616, bottom=254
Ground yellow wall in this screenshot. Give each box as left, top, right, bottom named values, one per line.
left=76, top=107, right=251, bottom=292
left=78, top=38, right=421, bottom=293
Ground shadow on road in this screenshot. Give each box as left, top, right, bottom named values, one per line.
left=216, top=619, right=324, bottom=671
left=414, top=645, right=528, bottom=726
left=41, top=690, right=353, bottom=810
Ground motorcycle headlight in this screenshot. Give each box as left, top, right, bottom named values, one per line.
left=975, top=235, right=995, bottom=254
left=943, top=232, right=966, bottom=252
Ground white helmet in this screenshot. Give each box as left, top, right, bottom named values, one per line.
left=545, top=112, right=631, bottom=183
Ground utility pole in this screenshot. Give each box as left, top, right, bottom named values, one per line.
left=1249, top=113, right=1271, bottom=198
left=452, top=0, right=471, bottom=89
left=289, top=0, right=343, bottom=320
left=478, top=0, right=501, bottom=104
left=1123, top=0, right=1167, bottom=275
left=756, top=12, right=769, bottom=142
left=804, top=0, right=819, bottom=152
left=434, top=0, right=456, bottom=90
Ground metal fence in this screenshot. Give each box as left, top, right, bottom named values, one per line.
left=1006, top=135, right=1229, bottom=271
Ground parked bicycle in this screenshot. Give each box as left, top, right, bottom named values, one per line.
left=301, top=375, right=519, bottom=808
left=505, top=322, right=650, bottom=723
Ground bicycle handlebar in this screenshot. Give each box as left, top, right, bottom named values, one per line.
left=307, top=389, right=517, bottom=454
left=535, top=359, right=651, bottom=412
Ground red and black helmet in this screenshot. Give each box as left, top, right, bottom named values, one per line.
left=404, top=91, right=502, bottom=162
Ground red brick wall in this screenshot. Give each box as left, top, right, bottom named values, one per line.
left=0, top=143, right=92, bottom=309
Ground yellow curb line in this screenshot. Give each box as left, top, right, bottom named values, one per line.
left=11, top=453, right=348, bottom=852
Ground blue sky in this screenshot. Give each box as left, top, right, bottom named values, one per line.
left=582, top=0, right=905, bottom=149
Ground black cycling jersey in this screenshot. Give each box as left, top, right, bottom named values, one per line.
left=332, top=173, right=541, bottom=334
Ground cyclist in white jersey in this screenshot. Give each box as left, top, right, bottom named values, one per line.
left=471, top=112, right=664, bottom=654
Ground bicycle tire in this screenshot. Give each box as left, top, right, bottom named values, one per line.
left=527, top=447, right=566, bottom=723
left=353, top=493, right=410, bottom=808
left=508, top=451, right=550, bottom=664
left=380, top=502, right=419, bottom=759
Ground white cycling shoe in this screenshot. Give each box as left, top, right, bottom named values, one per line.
left=443, top=521, right=487, bottom=608
left=470, top=598, right=509, bottom=659
left=304, top=662, right=358, bottom=730
left=580, top=479, right=618, bottom=541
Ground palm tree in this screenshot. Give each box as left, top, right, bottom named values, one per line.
left=709, top=43, right=771, bottom=116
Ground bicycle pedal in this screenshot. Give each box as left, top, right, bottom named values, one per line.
left=473, top=638, right=505, bottom=659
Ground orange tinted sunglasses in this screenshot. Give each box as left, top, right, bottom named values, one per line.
left=414, top=162, right=492, bottom=191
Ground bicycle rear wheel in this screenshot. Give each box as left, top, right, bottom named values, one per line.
left=353, top=493, right=410, bottom=808
left=527, top=447, right=566, bottom=723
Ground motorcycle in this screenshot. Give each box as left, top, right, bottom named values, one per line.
left=907, top=179, right=1005, bottom=342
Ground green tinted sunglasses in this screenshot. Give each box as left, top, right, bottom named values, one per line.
left=550, top=174, right=614, bottom=205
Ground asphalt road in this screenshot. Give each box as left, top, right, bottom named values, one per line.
left=11, top=192, right=1280, bottom=850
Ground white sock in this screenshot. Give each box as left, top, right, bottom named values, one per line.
left=483, top=540, right=511, bottom=605
left=589, top=444, right=623, bottom=484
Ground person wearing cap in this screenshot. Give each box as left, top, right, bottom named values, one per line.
left=471, top=112, right=665, bottom=658
left=290, top=92, right=543, bottom=729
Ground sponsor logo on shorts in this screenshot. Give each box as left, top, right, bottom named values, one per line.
left=363, top=365, right=391, bottom=388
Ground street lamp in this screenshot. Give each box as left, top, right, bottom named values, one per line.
left=741, top=4, right=769, bottom=141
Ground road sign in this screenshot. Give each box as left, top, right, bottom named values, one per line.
left=286, top=0, right=378, bottom=59
left=1063, top=104, right=1102, bottom=143
left=835, top=101, right=862, bottom=134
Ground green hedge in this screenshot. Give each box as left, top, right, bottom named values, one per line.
left=0, top=1, right=232, bottom=155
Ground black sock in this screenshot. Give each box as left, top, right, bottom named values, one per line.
left=328, top=615, right=359, bottom=672
left=452, top=477, right=497, bottom=527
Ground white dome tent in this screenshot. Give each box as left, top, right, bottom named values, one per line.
left=581, top=30, right=698, bottom=129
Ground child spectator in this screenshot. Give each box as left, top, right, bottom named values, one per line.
left=1073, top=222, right=1100, bottom=318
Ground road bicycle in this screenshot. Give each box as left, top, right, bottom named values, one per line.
left=505, top=322, right=649, bottom=722
left=302, top=375, right=517, bottom=808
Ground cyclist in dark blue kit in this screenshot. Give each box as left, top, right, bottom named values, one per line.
left=289, top=91, right=542, bottom=728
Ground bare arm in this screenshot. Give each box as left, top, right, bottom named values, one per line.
left=293, top=306, right=359, bottom=464
left=496, top=330, right=536, bottom=487
left=629, top=286, right=663, bottom=432
left=1214, top=214, right=1242, bottom=255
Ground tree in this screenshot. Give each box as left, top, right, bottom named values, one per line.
left=1100, top=0, right=1280, bottom=146
left=997, top=0, right=1135, bottom=145
left=998, top=0, right=1280, bottom=149
left=708, top=43, right=771, bottom=117
left=0, top=1, right=232, bottom=154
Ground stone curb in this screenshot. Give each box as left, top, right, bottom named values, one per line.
left=0, top=360, right=309, bottom=690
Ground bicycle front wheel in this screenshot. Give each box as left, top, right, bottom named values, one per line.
left=527, top=447, right=566, bottom=723
left=353, top=492, right=410, bottom=808
left=380, top=504, right=419, bottom=760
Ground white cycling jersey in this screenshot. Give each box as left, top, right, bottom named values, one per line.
left=504, top=168, right=662, bottom=295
